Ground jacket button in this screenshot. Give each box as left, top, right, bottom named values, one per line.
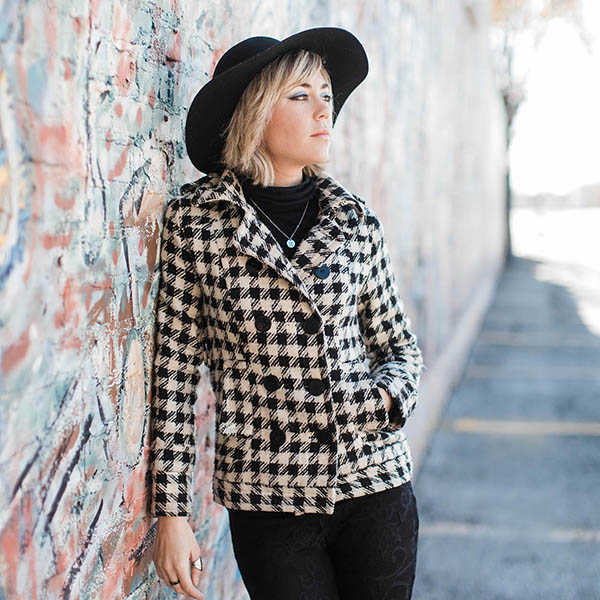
left=302, top=315, right=320, bottom=334
left=270, top=427, right=286, bottom=449
left=315, top=428, right=333, bottom=444
left=264, top=375, right=280, bottom=392
left=255, top=314, right=271, bottom=331
left=314, top=265, right=330, bottom=279
left=307, top=378, right=325, bottom=396
left=246, top=257, right=262, bottom=274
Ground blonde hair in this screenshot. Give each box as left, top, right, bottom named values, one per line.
left=220, top=49, right=334, bottom=186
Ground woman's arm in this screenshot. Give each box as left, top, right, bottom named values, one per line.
left=150, top=198, right=206, bottom=517
left=357, top=214, right=426, bottom=429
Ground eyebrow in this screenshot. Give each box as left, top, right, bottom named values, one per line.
left=296, top=82, right=330, bottom=90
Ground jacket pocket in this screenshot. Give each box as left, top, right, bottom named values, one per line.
left=336, top=357, right=391, bottom=433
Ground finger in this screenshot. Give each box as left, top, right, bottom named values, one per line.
left=190, top=549, right=203, bottom=588
left=191, top=566, right=201, bottom=588
left=154, top=564, right=168, bottom=584
left=164, top=569, right=180, bottom=587
left=174, top=564, right=203, bottom=599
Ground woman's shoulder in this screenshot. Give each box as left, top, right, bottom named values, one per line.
left=164, top=173, right=228, bottom=217
left=316, top=170, right=382, bottom=228
left=179, top=173, right=221, bottom=197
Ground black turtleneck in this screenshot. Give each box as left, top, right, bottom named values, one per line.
left=240, top=173, right=319, bottom=258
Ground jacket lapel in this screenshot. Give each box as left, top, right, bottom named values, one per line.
left=191, top=168, right=367, bottom=312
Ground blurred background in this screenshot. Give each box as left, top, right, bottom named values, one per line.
left=0, top=0, right=598, bottom=598
left=414, top=2, right=600, bottom=597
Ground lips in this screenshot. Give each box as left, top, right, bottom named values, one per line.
left=311, top=130, right=330, bottom=137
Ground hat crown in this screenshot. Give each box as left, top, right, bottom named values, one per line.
left=214, top=36, right=280, bottom=78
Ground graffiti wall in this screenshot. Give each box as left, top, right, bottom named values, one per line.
left=0, top=0, right=505, bottom=598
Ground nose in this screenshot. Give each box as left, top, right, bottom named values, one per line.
left=315, top=97, right=332, bottom=122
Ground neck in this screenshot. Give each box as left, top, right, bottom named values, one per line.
left=271, top=166, right=304, bottom=187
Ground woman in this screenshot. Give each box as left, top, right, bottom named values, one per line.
left=150, top=27, right=426, bottom=600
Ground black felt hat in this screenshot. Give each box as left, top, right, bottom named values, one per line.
left=184, top=27, right=369, bottom=174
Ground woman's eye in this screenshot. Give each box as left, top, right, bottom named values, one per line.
left=291, top=93, right=333, bottom=102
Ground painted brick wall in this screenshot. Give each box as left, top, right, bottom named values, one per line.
left=0, top=1, right=505, bottom=598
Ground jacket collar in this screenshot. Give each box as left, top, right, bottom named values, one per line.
left=187, top=167, right=367, bottom=316
left=191, top=167, right=367, bottom=222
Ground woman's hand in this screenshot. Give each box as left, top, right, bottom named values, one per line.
left=153, top=516, right=205, bottom=599
left=377, top=386, right=393, bottom=413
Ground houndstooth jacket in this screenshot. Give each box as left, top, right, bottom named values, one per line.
left=149, top=167, right=425, bottom=517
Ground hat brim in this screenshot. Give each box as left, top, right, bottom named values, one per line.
left=184, top=27, right=369, bottom=174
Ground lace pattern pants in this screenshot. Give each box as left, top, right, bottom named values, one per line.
left=227, top=480, right=419, bottom=600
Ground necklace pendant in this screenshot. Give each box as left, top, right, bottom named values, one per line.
left=286, top=238, right=296, bottom=248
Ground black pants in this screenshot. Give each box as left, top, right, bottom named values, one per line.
left=227, top=480, right=419, bottom=600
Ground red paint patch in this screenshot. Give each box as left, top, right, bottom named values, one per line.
left=53, top=279, right=79, bottom=330
left=114, top=103, right=123, bottom=118
left=60, top=331, right=82, bottom=351
left=39, top=124, right=67, bottom=147
left=87, top=288, right=112, bottom=325
left=166, top=28, right=181, bottom=63
left=55, top=191, right=75, bottom=211
left=42, top=231, right=72, bottom=249
left=142, top=280, right=151, bottom=308
left=116, top=52, right=135, bottom=94
left=119, top=293, right=133, bottom=322
left=1, top=328, right=30, bottom=373
left=108, top=144, right=130, bottom=180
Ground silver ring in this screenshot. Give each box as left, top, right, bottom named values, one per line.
left=191, top=555, right=203, bottom=570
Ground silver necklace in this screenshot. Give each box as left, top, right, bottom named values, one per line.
left=246, top=193, right=311, bottom=248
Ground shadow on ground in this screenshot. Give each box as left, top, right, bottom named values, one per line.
left=412, top=255, right=600, bottom=600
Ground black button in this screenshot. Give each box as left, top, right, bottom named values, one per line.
left=314, top=265, right=330, bottom=279
left=302, top=315, right=320, bottom=334
left=270, top=428, right=286, bottom=449
left=264, top=375, right=280, bottom=392
left=255, top=314, right=271, bottom=332
left=315, top=428, right=333, bottom=444
left=246, top=257, right=262, bottom=274
left=307, top=378, right=325, bottom=395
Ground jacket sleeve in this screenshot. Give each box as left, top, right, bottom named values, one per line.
left=357, top=214, right=426, bottom=430
left=149, top=198, right=206, bottom=517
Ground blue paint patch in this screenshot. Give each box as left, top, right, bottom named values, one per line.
left=26, top=59, right=48, bottom=115
left=0, top=0, right=17, bottom=43
left=0, top=196, right=29, bottom=290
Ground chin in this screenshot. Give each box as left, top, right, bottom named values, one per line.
left=309, top=152, right=330, bottom=164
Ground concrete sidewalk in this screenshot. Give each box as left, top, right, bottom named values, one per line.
left=411, top=246, right=600, bottom=598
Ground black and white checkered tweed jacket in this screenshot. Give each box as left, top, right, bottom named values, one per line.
left=149, top=167, right=425, bottom=517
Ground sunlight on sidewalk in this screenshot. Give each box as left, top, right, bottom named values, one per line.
left=510, top=206, right=600, bottom=336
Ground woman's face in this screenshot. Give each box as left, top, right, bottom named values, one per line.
left=261, top=69, right=333, bottom=185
